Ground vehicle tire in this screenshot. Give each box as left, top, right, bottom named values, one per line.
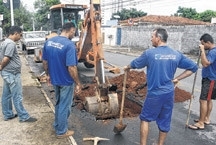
left=84, top=62, right=94, bottom=68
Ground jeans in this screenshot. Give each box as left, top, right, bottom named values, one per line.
left=1, top=71, right=30, bottom=121
left=53, top=84, right=74, bottom=135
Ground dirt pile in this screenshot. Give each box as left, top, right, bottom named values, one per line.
left=74, top=70, right=191, bottom=118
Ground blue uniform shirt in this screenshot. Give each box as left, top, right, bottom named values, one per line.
left=130, top=46, right=198, bottom=96
left=42, top=36, right=78, bottom=85
left=202, top=47, right=216, bottom=80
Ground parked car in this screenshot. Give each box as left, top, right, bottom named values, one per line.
left=22, top=31, right=46, bottom=62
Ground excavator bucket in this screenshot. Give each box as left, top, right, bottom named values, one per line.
left=85, top=93, right=119, bottom=119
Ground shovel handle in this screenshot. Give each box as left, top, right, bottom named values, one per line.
left=119, top=70, right=127, bottom=123
left=185, top=50, right=201, bottom=126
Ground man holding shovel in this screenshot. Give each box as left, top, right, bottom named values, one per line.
left=188, top=33, right=216, bottom=130
left=124, top=27, right=198, bottom=145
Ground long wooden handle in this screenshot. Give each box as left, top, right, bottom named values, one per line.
left=119, top=71, right=127, bottom=123
left=186, top=50, right=201, bottom=126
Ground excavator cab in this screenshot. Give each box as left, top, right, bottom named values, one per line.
left=49, top=4, right=87, bottom=37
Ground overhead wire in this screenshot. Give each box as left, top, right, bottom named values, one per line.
left=101, top=0, right=199, bottom=11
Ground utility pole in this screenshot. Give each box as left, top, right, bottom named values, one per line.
left=10, top=0, right=14, bottom=26
left=3, top=0, right=14, bottom=26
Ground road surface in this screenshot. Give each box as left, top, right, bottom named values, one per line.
left=27, top=50, right=216, bottom=145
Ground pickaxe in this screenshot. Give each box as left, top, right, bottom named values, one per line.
left=83, top=136, right=109, bottom=145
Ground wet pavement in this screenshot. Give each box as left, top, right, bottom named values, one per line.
left=0, top=46, right=215, bottom=145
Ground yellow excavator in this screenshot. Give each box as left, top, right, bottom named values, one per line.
left=48, top=0, right=120, bottom=119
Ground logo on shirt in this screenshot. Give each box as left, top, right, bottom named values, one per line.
left=47, top=41, right=64, bottom=49
left=155, top=54, right=176, bottom=60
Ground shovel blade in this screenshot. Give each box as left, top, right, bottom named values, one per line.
left=113, top=123, right=127, bottom=134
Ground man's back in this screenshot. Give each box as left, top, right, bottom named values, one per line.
left=43, top=36, right=77, bottom=85
left=131, top=46, right=197, bottom=95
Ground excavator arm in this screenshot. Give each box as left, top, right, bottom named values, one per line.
left=77, top=0, right=119, bottom=119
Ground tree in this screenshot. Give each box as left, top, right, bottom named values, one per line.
left=0, top=0, right=33, bottom=34
left=0, top=0, right=10, bottom=34
left=14, top=4, right=33, bottom=31
left=174, top=6, right=198, bottom=19
left=33, top=0, right=60, bottom=31
left=198, top=10, right=216, bottom=22
left=174, top=7, right=216, bottom=23
left=111, top=8, right=147, bottom=20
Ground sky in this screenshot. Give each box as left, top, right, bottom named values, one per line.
left=21, top=0, right=216, bottom=15
left=21, top=0, right=35, bottom=12
left=135, top=0, right=216, bottom=16
left=21, top=0, right=87, bottom=12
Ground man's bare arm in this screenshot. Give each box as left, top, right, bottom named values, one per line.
left=199, top=45, right=210, bottom=67
left=42, top=60, right=52, bottom=85
left=42, top=60, right=49, bottom=75
left=68, top=66, right=81, bottom=85
left=0, top=56, right=10, bottom=71
left=173, top=70, right=194, bottom=83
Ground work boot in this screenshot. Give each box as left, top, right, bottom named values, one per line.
left=56, top=130, right=74, bottom=139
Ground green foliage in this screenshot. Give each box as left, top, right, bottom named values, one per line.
left=33, top=0, right=60, bottom=31
left=0, top=0, right=33, bottom=34
left=111, top=8, right=147, bottom=20
left=14, top=4, right=33, bottom=31
left=175, top=6, right=198, bottom=19
left=0, top=0, right=60, bottom=34
left=198, top=10, right=216, bottom=22
left=174, top=6, right=216, bottom=23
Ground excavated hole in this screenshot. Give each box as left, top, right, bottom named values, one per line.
left=74, top=70, right=192, bottom=119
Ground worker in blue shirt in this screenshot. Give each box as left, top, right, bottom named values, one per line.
left=188, top=33, right=216, bottom=130
left=124, top=27, right=198, bottom=145
left=42, top=22, right=81, bottom=139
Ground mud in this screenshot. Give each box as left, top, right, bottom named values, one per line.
left=74, top=70, right=192, bottom=118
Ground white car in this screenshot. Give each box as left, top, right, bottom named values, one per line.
left=22, top=31, right=46, bottom=62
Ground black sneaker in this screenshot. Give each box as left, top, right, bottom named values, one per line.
left=4, top=114, right=18, bottom=121
left=20, top=117, right=37, bottom=123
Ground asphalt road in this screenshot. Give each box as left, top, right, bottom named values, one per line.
left=27, top=50, right=216, bottom=145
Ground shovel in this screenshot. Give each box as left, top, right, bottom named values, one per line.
left=185, top=50, right=201, bottom=127
left=113, top=70, right=127, bottom=134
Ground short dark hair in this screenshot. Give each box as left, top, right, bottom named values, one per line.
left=62, top=22, right=75, bottom=32
left=200, top=33, right=214, bottom=43
left=154, top=28, right=168, bottom=42
left=9, top=26, right=22, bottom=35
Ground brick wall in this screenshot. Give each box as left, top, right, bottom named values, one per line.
left=120, top=24, right=216, bottom=54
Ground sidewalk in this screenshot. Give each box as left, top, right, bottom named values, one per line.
left=0, top=53, right=70, bottom=145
